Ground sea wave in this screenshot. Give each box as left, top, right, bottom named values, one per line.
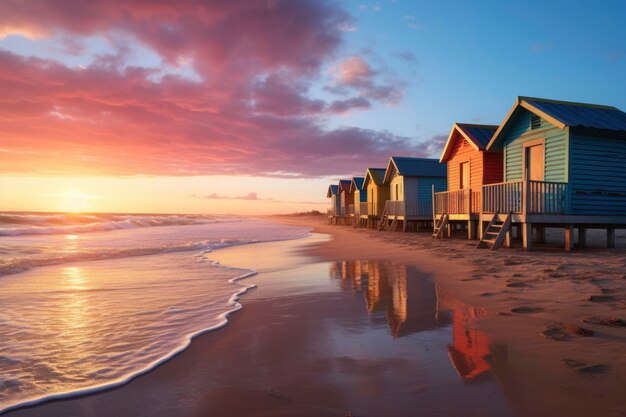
left=0, top=269, right=259, bottom=415
left=0, top=213, right=230, bottom=237
left=0, top=238, right=258, bottom=276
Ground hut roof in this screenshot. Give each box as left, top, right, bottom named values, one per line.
left=349, top=177, right=365, bottom=193
left=363, top=168, right=386, bottom=188
left=439, top=123, right=498, bottom=163
left=326, top=184, right=338, bottom=198
left=338, top=179, right=352, bottom=193
left=488, top=96, right=626, bottom=149
left=383, top=157, right=446, bottom=184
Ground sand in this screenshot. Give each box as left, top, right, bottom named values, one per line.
left=5, top=216, right=626, bottom=417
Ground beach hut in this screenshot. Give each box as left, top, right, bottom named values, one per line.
left=349, top=177, right=366, bottom=227
left=326, top=184, right=340, bottom=225
left=479, top=96, right=626, bottom=250
left=362, top=168, right=389, bottom=228
left=433, top=123, right=502, bottom=239
left=337, top=179, right=353, bottom=224
left=380, top=157, right=447, bottom=232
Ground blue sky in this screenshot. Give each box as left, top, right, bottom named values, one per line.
left=334, top=0, right=626, bottom=142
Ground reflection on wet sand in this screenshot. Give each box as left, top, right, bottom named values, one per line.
left=330, top=260, right=493, bottom=383
left=446, top=304, right=491, bottom=381
left=330, top=260, right=450, bottom=337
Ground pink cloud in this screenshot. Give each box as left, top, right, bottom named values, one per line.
left=0, top=1, right=418, bottom=178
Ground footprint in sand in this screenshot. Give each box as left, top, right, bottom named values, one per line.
left=544, top=323, right=594, bottom=340
left=583, top=316, right=626, bottom=327
left=512, top=273, right=524, bottom=278
left=511, top=306, right=544, bottom=314
left=562, top=360, right=609, bottom=375
left=542, top=326, right=568, bottom=341
left=588, top=295, right=616, bottom=302
left=578, top=364, right=610, bottom=375
left=506, top=281, right=529, bottom=288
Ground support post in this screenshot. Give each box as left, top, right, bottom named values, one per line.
left=468, top=220, right=475, bottom=240
left=536, top=226, right=546, bottom=243
left=504, top=229, right=512, bottom=248
left=565, top=224, right=574, bottom=252
left=607, top=228, right=615, bottom=248
left=522, top=223, right=532, bottom=251
left=578, top=227, right=587, bottom=248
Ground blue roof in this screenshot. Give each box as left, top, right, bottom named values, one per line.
left=387, top=157, right=446, bottom=180
left=523, top=97, right=626, bottom=131
left=338, top=180, right=351, bottom=193
left=352, top=177, right=364, bottom=190
left=327, top=184, right=338, bottom=197
left=463, top=125, right=497, bottom=148
left=366, top=168, right=386, bottom=186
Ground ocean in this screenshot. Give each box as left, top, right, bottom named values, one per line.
left=0, top=212, right=310, bottom=413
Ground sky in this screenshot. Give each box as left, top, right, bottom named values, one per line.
left=0, top=0, right=625, bottom=214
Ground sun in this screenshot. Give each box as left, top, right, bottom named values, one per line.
left=57, top=191, right=94, bottom=213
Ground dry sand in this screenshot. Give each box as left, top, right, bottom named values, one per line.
left=5, top=216, right=626, bottom=417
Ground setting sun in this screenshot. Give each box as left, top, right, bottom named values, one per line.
left=57, top=191, right=94, bottom=213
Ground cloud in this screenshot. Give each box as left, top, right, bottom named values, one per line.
left=191, top=192, right=264, bottom=200
left=0, top=1, right=416, bottom=178
left=190, top=192, right=326, bottom=205
left=328, top=56, right=403, bottom=104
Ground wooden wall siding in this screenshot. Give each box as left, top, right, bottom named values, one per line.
left=446, top=134, right=483, bottom=191
left=419, top=177, right=447, bottom=200
left=483, top=151, right=504, bottom=185
left=355, top=189, right=367, bottom=202
left=390, top=175, right=404, bottom=200
left=367, top=183, right=390, bottom=216
left=570, top=133, right=626, bottom=215
left=330, top=195, right=340, bottom=214
left=503, top=109, right=567, bottom=182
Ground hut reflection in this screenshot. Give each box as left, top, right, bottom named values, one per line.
left=329, top=260, right=449, bottom=337
left=446, top=305, right=492, bottom=381
left=330, top=260, right=494, bottom=383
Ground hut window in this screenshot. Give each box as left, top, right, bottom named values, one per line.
left=530, top=115, right=542, bottom=130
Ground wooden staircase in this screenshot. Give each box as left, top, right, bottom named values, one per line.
left=432, top=214, right=449, bottom=239
left=388, top=218, right=399, bottom=232
left=477, top=212, right=512, bottom=250
left=377, top=206, right=389, bottom=231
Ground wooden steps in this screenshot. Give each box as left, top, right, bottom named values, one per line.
left=388, top=218, right=399, bottom=232
left=477, top=212, right=512, bottom=250
left=377, top=206, right=388, bottom=231
left=432, top=214, right=449, bottom=239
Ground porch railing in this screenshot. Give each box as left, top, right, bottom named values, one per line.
left=367, top=202, right=383, bottom=216
left=482, top=180, right=568, bottom=215
left=358, top=202, right=368, bottom=216
left=385, top=200, right=433, bottom=217
left=434, top=189, right=481, bottom=215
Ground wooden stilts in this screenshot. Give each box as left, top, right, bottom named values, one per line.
left=607, top=228, right=616, bottom=248
left=565, top=224, right=574, bottom=251
left=578, top=227, right=587, bottom=248
left=522, top=223, right=532, bottom=251
left=537, top=226, right=546, bottom=243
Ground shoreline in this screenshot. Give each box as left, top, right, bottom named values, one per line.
left=5, top=216, right=626, bottom=417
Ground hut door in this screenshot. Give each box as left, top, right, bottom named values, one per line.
left=460, top=162, right=470, bottom=190
left=525, top=145, right=544, bottom=181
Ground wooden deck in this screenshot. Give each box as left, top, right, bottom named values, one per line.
left=478, top=180, right=626, bottom=250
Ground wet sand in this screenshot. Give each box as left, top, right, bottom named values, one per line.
left=6, top=218, right=626, bottom=417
